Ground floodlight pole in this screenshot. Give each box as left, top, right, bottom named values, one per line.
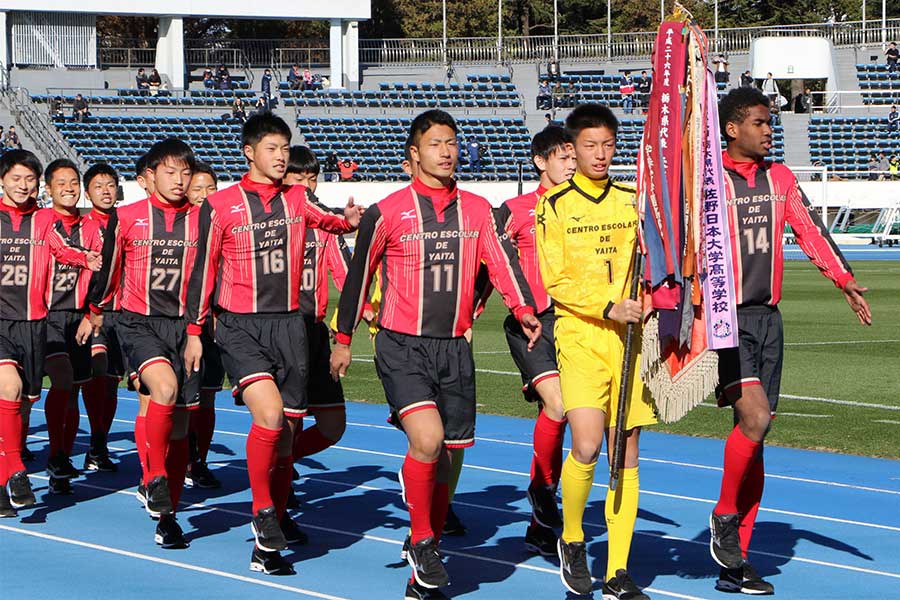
left=714, top=0, right=719, bottom=52
left=553, top=0, right=559, bottom=62
left=862, top=0, right=867, bottom=43
left=498, top=0, right=503, bottom=64
left=882, top=0, right=887, bottom=48
left=442, top=0, right=447, bottom=65
left=607, top=0, right=612, bottom=59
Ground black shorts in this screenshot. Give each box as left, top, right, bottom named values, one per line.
left=200, top=320, right=225, bottom=393
left=504, top=309, right=559, bottom=401
left=305, top=316, right=344, bottom=411
left=46, top=310, right=93, bottom=384
left=0, top=318, right=46, bottom=401
left=92, top=311, right=126, bottom=379
left=216, top=311, right=308, bottom=418
left=715, top=305, right=784, bottom=414
left=374, top=329, right=475, bottom=449
left=116, top=311, right=200, bottom=408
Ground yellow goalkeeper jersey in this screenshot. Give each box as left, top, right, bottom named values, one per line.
left=535, top=172, right=639, bottom=321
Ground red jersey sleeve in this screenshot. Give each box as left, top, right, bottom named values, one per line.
left=303, top=191, right=355, bottom=235
left=87, top=208, right=125, bottom=313
left=44, top=218, right=89, bottom=269
left=325, top=234, right=351, bottom=292
left=335, top=204, right=388, bottom=343
left=478, top=206, right=535, bottom=321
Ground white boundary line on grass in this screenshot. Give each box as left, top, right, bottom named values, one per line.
left=0, top=525, right=350, bottom=599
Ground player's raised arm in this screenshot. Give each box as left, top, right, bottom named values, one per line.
left=304, top=188, right=359, bottom=235
left=44, top=213, right=100, bottom=271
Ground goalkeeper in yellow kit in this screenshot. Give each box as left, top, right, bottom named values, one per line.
left=536, top=104, right=656, bottom=600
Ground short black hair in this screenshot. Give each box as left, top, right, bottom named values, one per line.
left=84, top=163, right=119, bottom=188
left=287, top=146, right=320, bottom=176
left=403, top=131, right=415, bottom=163
left=144, top=138, right=195, bottom=172
left=565, top=103, right=618, bottom=139
left=135, top=153, right=148, bottom=179
left=719, top=87, right=770, bottom=141
left=241, top=112, right=291, bottom=149
left=0, top=149, right=42, bottom=179
left=531, top=126, right=573, bottom=174
left=408, top=109, right=458, bottom=148
left=45, top=158, right=80, bottom=184
left=191, top=161, right=218, bottom=185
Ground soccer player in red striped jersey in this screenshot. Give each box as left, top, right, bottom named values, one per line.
left=480, top=126, right=576, bottom=555
left=0, top=150, right=101, bottom=517
left=80, top=163, right=123, bottom=474
left=82, top=139, right=200, bottom=549
left=184, top=113, right=362, bottom=575
left=183, top=162, right=222, bottom=490
left=708, top=88, right=872, bottom=595
left=330, top=110, right=541, bottom=598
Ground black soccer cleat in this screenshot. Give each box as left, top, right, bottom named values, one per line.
left=709, top=512, right=743, bottom=569
left=557, top=538, right=593, bottom=596
left=249, top=546, right=295, bottom=576
left=400, top=533, right=411, bottom=560
left=286, top=486, right=299, bottom=509
left=185, top=461, right=220, bottom=489
left=280, top=513, right=309, bottom=545
left=716, top=562, right=774, bottom=595
left=84, top=451, right=118, bottom=473
left=0, top=486, right=17, bottom=518
left=442, top=505, right=466, bottom=536
left=404, top=579, right=450, bottom=600
left=7, top=470, right=36, bottom=509
left=136, top=481, right=148, bottom=506
left=527, top=483, right=563, bottom=529
left=48, top=476, right=73, bottom=495
left=525, top=523, right=557, bottom=557
left=603, top=569, right=650, bottom=600
left=47, top=453, right=79, bottom=480
left=154, top=514, right=189, bottom=549
left=251, top=506, right=288, bottom=552
left=406, top=537, right=450, bottom=589
left=145, top=475, right=174, bottom=516
left=291, top=466, right=300, bottom=481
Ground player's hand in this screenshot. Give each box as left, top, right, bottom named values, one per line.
left=463, top=328, right=473, bottom=344
left=608, top=299, right=642, bottom=324
left=519, top=313, right=542, bottom=350
left=330, top=342, right=352, bottom=381
left=75, top=316, right=98, bottom=346
left=184, top=334, right=203, bottom=373
left=344, top=196, right=363, bottom=228
left=362, top=306, right=376, bottom=325
left=85, top=251, right=103, bottom=272
left=842, top=279, right=872, bottom=326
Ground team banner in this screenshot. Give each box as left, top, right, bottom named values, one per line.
left=637, top=10, right=738, bottom=423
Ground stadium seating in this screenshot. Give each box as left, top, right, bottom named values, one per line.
left=32, top=89, right=262, bottom=109
left=808, top=115, right=898, bottom=177
left=855, top=64, right=900, bottom=105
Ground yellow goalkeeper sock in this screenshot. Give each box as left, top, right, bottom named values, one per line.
left=605, top=467, right=640, bottom=581
left=560, top=453, right=597, bottom=543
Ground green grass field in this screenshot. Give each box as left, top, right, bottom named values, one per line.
left=339, top=260, right=900, bottom=460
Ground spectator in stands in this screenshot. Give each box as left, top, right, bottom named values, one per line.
left=136, top=67, right=150, bottom=91
left=564, top=82, right=577, bottom=108
left=232, top=97, right=247, bottom=122
left=254, top=95, right=270, bottom=114
left=261, top=68, right=273, bottom=99
left=888, top=104, right=899, bottom=133
left=324, top=151, right=339, bottom=182
left=868, top=154, right=880, bottom=180
left=148, top=68, right=163, bottom=95
left=552, top=81, right=564, bottom=109
left=545, top=113, right=553, bottom=127
left=467, top=137, right=482, bottom=173
left=713, top=54, right=730, bottom=84
left=288, top=64, right=302, bottom=90
left=339, top=158, right=359, bottom=181
left=769, top=98, right=781, bottom=126
left=890, top=155, right=900, bottom=179
left=0, top=126, right=5, bottom=146
left=620, top=70, right=635, bottom=114
left=636, top=71, right=652, bottom=114
left=537, top=80, right=552, bottom=110
left=202, top=68, right=215, bottom=90
left=216, top=63, right=230, bottom=84
left=218, top=71, right=232, bottom=91
left=885, top=42, right=899, bottom=74
left=761, top=72, right=778, bottom=105
left=547, top=59, right=560, bottom=81
left=740, top=70, right=754, bottom=88
left=878, top=152, right=890, bottom=180
left=49, top=96, right=64, bottom=119
left=303, top=68, right=314, bottom=91
left=4, top=126, right=22, bottom=150
left=72, top=94, right=89, bottom=122
left=795, top=88, right=812, bottom=114
left=318, top=74, right=330, bottom=90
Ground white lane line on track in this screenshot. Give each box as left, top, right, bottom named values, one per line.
left=0, top=525, right=350, bottom=599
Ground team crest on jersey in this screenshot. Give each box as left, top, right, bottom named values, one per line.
left=400, top=209, right=417, bottom=221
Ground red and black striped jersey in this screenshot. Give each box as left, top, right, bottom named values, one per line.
left=336, top=178, right=535, bottom=342
left=186, top=175, right=355, bottom=334
left=45, top=209, right=102, bottom=312
left=83, top=209, right=121, bottom=311
left=0, top=201, right=91, bottom=321
left=88, top=194, right=200, bottom=317
left=300, top=206, right=351, bottom=321
left=722, top=152, right=853, bottom=307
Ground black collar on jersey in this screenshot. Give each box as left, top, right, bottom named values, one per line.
left=569, top=176, right=614, bottom=205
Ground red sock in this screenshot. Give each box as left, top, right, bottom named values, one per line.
left=134, top=415, right=149, bottom=482
left=44, top=388, right=69, bottom=456
left=430, top=481, right=450, bottom=544
left=715, top=425, right=762, bottom=515
left=103, top=377, right=118, bottom=433
left=247, top=423, right=280, bottom=515
left=82, top=377, right=106, bottom=437
left=271, top=455, right=293, bottom=518
left=530, top=410, right=566, bottom=488
left=402, top=453, right=438, bottom=545
left=292, top=424, right=337, bottom=459
left=165, top=436, right=190, bottom=512
left=63, top=395, right=80, bottom=455
left=0, top=399, right=24, bottom=483
left=737, top=452, right=765, bottom=558
left=145, top=401, right=175, bottom=480
left=189, top=404, right=216, bottom=462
